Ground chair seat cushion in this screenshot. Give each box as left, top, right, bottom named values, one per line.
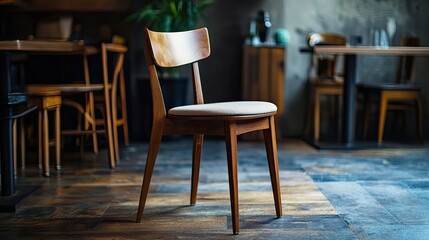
left=168, top=101, right=277, bottom=116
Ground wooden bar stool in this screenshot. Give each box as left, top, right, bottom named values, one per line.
left=28, top=89, right=62, bottom=177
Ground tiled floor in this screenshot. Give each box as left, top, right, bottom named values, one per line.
left=1, top=138, right=428, bottom=239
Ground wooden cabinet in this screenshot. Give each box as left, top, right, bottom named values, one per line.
left=242, top=45, right=286, bottom=139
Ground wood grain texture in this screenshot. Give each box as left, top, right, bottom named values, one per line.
left=5, top=139, right=429, bottom=238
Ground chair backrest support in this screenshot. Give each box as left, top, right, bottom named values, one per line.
left=307, top=33, right=346, bottom=47
left=307, top=32, right=347, bottom=79
left=146, top=28, right=211, bottom=67
left=101, top=43, right=127, bottom=102
left=397, top=36, right=420, bottom=83
left=144, top=27, right=211, bottom=120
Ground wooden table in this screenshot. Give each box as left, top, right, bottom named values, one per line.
left=312, top=46, right=429, bottom=149
left=0, top=40, right=114, bottom=199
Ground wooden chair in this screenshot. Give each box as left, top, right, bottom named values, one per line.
left=13, top=89, right=62, bottom=177
left=136, top=27, right=282, bottom=235
left=30, top=89, right=62, bottom=176
left=305, top=33, right=346, bottom=141
left=26, top=47, right=116, bottom=167
left=358, top=37, right=423, bottom=144
left=93, top=43, right=129, bottom=161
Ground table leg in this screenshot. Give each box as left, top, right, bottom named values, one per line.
left=1, top=117, right=14, bottom=196
left=0, top=52, right=15, bottom=196
left=342, top=54, right=357, bottom=146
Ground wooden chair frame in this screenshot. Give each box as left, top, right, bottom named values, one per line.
left=98, top=43, right=129, bottom=161
left=306, top=33, right=346, bottom=141
left=136, top=27, right=282, bottom=235
left=13, top=91, right=61, bottom=177
left=359, top=37, right=423, bottom=143
left=32, top=91, right=62, bottom=177
left=26, top=47, right=116, bottom=167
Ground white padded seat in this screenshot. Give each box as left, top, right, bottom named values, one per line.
left=168, top=101, right=277, bottom=116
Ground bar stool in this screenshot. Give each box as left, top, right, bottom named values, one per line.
left=27, top=89, right=62, bottom=177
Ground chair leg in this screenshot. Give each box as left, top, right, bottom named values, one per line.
left=378, top=93, right=388, bottom=144
left=224, top=121, right=239, bottom=235
left=305, top=86, right=314, bottom=137
left=55, top=106, right=61, bottom=171
left=103, top=89, right=116, bottom=168
left=314, top=90, right=320, bottom=142
left=43, top=109, right=50, bottom=177
left=120, top=71, right=130, bottom=146
left=113, top=123, right=120, bottom=162
left=19, top=118, right=25, bottom=169
left=83, top=54, right=99, bottom=154
left=38, top=110, right=43, bottom=170
left=13, top=119, right=17, bottom=176
left=363, top=94, right=371, bottom=139
left=88, top=92, right=99, bottom=154
left=76, top=113, right=82, bottom=147
left=111, top=93, right=120, bottom=162
left=122, top=115, right=130, bottom=147
left=136, top=122, right=164, bottom=223
left=416, top=96, right=424, bottom=143
left=79, top=105, right=84, bottom=157
left=262, top=116, right=282, bottom=218
left=190, top=134, right=204, bottom=205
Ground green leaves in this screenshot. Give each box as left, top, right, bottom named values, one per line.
left=128, top=0, right=215, bottom=32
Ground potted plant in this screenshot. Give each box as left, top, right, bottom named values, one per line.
left=129, top=0, right=214, bottom=78
left=128, top=0, right=215, bottom=140
left=129, top=0, right=215, bottom=32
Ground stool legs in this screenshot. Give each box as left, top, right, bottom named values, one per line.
left=55, top=106, right=61, bottom=170
left=38, top=104, right=61, bottom=177
left=38, top=110, right=43, bottom=170
left=42, top=108, right=50, bottom=177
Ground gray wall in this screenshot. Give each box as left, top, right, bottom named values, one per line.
left=283, top=0, right=429, bottom=137
left=196, top=0, right=285, bottom=103
left=199, top=0, right=429, bottom=138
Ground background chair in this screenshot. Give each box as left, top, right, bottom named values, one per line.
left=26, top=47, right=116, bottom=167
left=94, top=43, right=129, bottom=161
left=136, top=27, right=282, bottom=235
left=357, top=36, right=423, bottom=144
left=27, top=89, right=62, bottom=177
left=305, top=32, right=347, bottom=142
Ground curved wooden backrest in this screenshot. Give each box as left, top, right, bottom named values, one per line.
left=397, top=36, right=420, bottom=83
left=101, top=43, right=127, bottom=120
left=307, top=33, right=346, bottom=79
left=144, top=27, right=210, bottom=121
left=307, top=33, right=347, bottom=47
left=146, top=27, right=211, bottom=67
left=101, top=43, right=127, bottom=89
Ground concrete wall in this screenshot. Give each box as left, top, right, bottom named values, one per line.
left=197, top=0, right=285, bottom=103
left=201, top=0, right=429, bottom=138
left=283, top=0, right=429, bottom=138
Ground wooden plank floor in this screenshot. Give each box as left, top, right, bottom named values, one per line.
left=1, top=138, right=429, bottom=239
